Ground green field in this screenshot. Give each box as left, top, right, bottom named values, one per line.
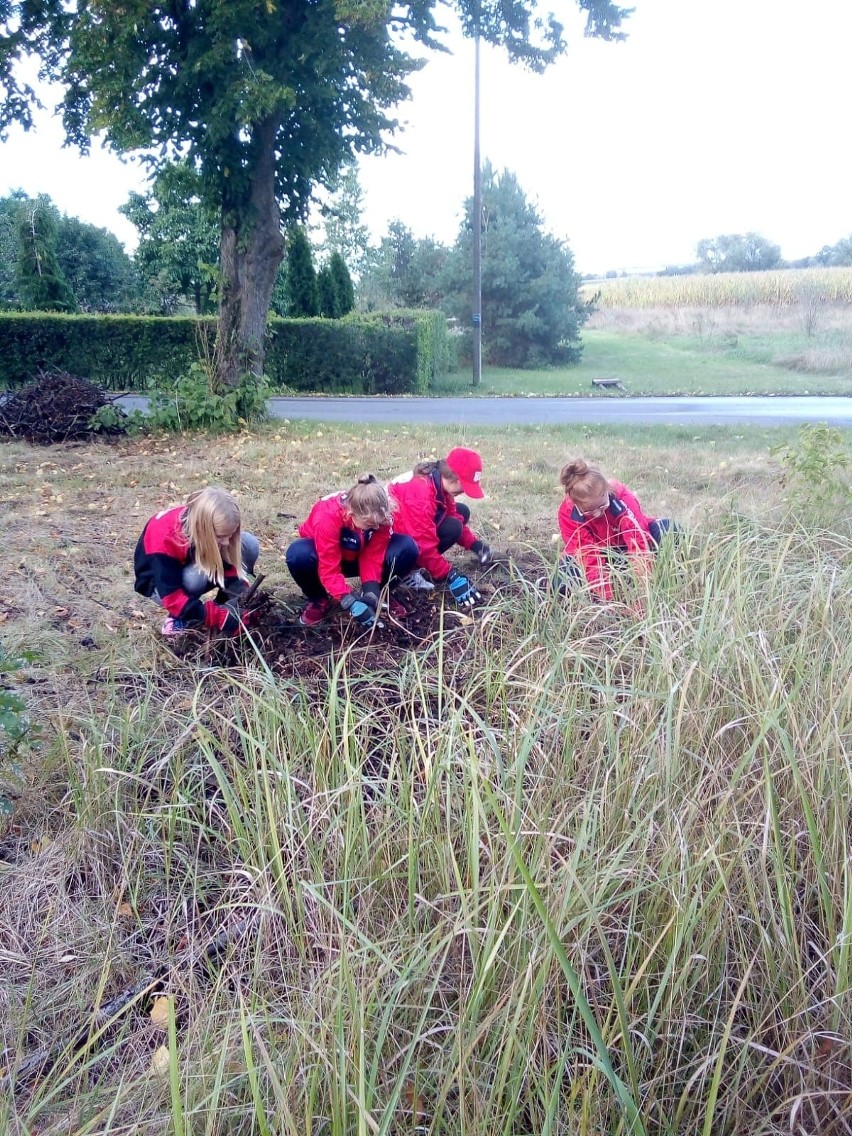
left=436, top=308, right=852, bottom=402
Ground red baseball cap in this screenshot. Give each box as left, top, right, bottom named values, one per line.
left=446, top=447, right=485, bottom=498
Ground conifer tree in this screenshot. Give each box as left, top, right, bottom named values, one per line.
left=317, top=265, right=340, bottom=319
left=329, top=252, right=355, bottom=316
left=286, top=227, right=319, bottom=317
left=446, top=165, right=589, bottom=367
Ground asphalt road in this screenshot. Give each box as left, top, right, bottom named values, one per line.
left=116, top=394, right=852, bottom=428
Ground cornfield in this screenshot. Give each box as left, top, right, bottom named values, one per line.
left=585, top=266, right=852, bottom=308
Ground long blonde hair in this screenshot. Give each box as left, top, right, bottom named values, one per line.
left=183, top=487, right=246, bottom=587
left=343, top=474, right=396, bottom=529
left=559, top=459, right=610, bottom=505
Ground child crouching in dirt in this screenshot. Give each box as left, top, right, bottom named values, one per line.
left=555, top=460, right=677, bottom=609
left=387, top=448, right=491, bottom=609
left=286, top=475, right=418, bottom=629
left=134, top=487, right=260, bottom=637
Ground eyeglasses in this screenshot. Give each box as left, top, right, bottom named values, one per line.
left=578, top=498, right=609, bottom=518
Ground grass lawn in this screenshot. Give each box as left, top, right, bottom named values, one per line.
left=434, top=322, right=852, bottom=398
left=2, top=422, right=852, bottom=1134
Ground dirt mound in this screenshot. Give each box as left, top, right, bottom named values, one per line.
left=0, top=369, right=129, bottom=445
left=167, top=554, right=548, bottom=681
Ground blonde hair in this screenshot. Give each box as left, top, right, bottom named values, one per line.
left=183, top=487, right=246, bottom=588
left=559, top=459, right=610, bottom=504
left=344, top=474, right=395, bottom=528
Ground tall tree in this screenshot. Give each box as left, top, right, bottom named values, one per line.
left=320, top=166, right=370, bottom=280
left=1, top=0, right=631, bottom=386
left=329, top=251, right=355, bottom=316
left=2, top=191, right=135, bottom=310
left=120, top=161, right=220, bottom=314
left=317, top=264, right=340, bottom=319
left=696, top=233, right=782, bottom=274
left=16, top=196, right=76, bottom=312
left=444, top=164, right=589, bottom=367
left=0, top=190, right=27, bottom=306
left=55, top=214, right=136, bottom=312
left=286, top=226, right=319, bottom=318
left=361, top=221, right=450, bottom=309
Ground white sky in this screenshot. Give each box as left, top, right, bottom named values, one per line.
left=1, top=0, right=850, bottom=275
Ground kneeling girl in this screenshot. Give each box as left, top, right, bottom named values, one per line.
left=286, top=475, right=418, bottom=628
left=557, top=460, right=676, bottom=602
left=134, top=487, right=259, bottom=636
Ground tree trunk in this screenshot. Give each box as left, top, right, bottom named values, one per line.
left=217, top=116, right=285, bottom=387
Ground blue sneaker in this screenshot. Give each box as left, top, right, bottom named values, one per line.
left=161, top=617, right=187, bottom=637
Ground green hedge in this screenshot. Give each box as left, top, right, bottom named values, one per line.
left=0, top=310, right=454, bottom=394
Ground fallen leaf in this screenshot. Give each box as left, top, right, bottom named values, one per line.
left=150, top=995, right=171, bottom=1030
left=150, top=1045, right=171, bottom=1075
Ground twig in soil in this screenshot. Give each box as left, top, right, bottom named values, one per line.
left=238, top=572, right=266, bottom=610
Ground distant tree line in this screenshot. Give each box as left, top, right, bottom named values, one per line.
left=652, top=230, right=852, bottom=278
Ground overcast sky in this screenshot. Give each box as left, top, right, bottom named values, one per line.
left=1, top=0, right=850, bottom=274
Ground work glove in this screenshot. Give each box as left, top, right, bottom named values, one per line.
left=446, top=568, right=482, bottom=609
left=204, top=599, right=242, bottom=637
left=535, top=557, right=583, bottom=595
left=359, top=582, right=381, bottom=610
left=470, top=540, right=493, bottom=566
left=339, top=591, right=377, bottom=629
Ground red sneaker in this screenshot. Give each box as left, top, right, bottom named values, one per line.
left=299, top=597, right=332, bottom=627
left=386, top=595, right=408, bottom=619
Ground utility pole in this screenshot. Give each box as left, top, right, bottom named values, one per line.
left=471, top=22, right=482, bottom=387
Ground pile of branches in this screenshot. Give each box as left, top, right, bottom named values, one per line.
left=0, top=369, right=130, bottom=445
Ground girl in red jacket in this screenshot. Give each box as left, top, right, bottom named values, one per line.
left=286, top=475, right=418, bottom=628
left=387, top=448, right=490, bottom=608
left=557, top=459, right=676, bottom=603
left=134, top=487, right=259, bottom=636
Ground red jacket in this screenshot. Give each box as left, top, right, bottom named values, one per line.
left=558, top=481, right=654, bottom=601
left=133, top=506, right=238, bottom=629
left=388, top=470, right=477, bottom=580
left=298, top=493, right=390, bottom=600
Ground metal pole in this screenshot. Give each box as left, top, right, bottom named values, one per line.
left=471, top=25, right=482, bottom=387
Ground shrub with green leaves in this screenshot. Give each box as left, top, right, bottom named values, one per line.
left=147, top=361, right=270, bottom=432
left=772, top=422, right=851, bottom=503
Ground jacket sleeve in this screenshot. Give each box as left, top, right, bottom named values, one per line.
left=447, top=495, right=478, bottom=550
left=313, top=512, right=351, bottom=600
left=408, top=490, right=452, bottom=579
left=562, top=526, right=613, bottom=601
left=610, top=493, right=653, bottom=558
left=359, top=525, right=390, bottom=586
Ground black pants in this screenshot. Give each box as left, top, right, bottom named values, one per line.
left=436, top=502, right=471, bottom=554
left=286, top=534, right=419, bottom=600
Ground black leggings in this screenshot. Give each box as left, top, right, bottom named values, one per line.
left=286, top=533, right=419, bottom=600
left=436, top=502, right=471, bottom=553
